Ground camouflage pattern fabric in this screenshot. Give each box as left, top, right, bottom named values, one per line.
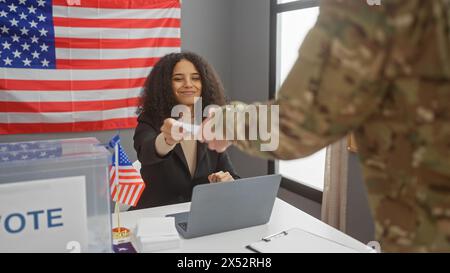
left=222, top=0, right=450, bottom=252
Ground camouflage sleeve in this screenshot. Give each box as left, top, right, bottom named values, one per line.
left=222, top=0, right=391, bottom=160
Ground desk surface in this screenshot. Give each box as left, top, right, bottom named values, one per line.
left=115, top=198, right=371, bottom=253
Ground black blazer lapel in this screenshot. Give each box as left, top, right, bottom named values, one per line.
left=193, top=142, right=208, bottom=179
left=173, top=144, right=190, bottom=175
left=196, top=141, right=208, bottom=164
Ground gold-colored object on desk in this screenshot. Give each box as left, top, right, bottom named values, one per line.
left=112, top=227, right=130, bottom=244
left=112, top=227, right=130, bottom=239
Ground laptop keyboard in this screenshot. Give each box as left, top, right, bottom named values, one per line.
left=178, top=222, right=188, bottom=231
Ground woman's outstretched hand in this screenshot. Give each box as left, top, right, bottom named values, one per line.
left=160, top=118, right=184, bottom=145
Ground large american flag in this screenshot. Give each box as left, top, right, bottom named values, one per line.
left=109, top=134, right=145, bottom=207
left=0, top=0, right=181, bottom=134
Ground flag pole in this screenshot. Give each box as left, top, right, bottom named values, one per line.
left=115, top=200, right=121, bottom=233
left=114, top=142, right=121, bottom=233
left=111, top=135, right=132, bottom=246
left=112, top=141, right=129, bottom=244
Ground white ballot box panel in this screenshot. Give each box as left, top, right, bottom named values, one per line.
left=0, top=138, right=113, bottom=253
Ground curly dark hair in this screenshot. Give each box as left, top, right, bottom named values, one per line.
left=137, top=52, right=227, bottom=128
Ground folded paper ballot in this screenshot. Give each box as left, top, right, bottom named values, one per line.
left=179, top=121, right=201, bottom=135
left=135, top=217, right=180, bottom=253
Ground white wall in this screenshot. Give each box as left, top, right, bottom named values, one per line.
left=228, top=0, right=271, bottom=178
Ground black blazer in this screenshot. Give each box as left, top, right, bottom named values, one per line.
left=133, top=114, right=239, bottom=209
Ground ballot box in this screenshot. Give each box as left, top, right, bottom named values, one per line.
left=0, top=138, right=113, bottom=253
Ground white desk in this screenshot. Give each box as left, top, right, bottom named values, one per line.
left=115, top=198, right=371, bottom=253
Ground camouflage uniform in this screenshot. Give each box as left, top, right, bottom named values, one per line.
left=223, top=0, right=450, bottom=252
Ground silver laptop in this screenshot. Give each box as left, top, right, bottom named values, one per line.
left=166, top=174, right=281, bottom=239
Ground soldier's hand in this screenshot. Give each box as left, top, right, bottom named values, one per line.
left=198, top=108, right=232, bottom=153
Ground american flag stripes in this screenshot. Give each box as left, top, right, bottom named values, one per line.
left=109, top=134, right=145, bottom=207
left=0, top=0, right=181, bottom=134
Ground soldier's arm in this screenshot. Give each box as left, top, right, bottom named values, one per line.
left=223, top=1, right=391, bottom=160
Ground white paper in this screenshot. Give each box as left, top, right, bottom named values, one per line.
left=135, top=217, right=180, bottom=252
left=138, top=237, right=180, bottom=253
left=179, top=122, right=201, bottom=135
left=139, top=234, right=180, bottom=244
left=136, top=217, right=178, bottom=238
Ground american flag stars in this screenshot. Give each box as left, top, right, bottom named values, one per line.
left=0, top=0, right=54, bottom=69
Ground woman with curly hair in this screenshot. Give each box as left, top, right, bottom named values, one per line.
left=133, top=52, right=239, bottom=209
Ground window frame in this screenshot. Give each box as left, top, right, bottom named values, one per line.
left=268, top=0, right=322, bottom=203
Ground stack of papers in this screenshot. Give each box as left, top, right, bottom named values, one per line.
left=135, top=217, right=180, bottom=253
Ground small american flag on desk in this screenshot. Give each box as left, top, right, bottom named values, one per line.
left=0, top=0, right=181, bottom=135
left=109, top=134, right=145, bottom=207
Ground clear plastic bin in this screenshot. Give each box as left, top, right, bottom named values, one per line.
left=0, top=138, right=112, bottom=253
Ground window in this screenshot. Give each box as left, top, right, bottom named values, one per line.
left=271, top=0, right=325, bottom=191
